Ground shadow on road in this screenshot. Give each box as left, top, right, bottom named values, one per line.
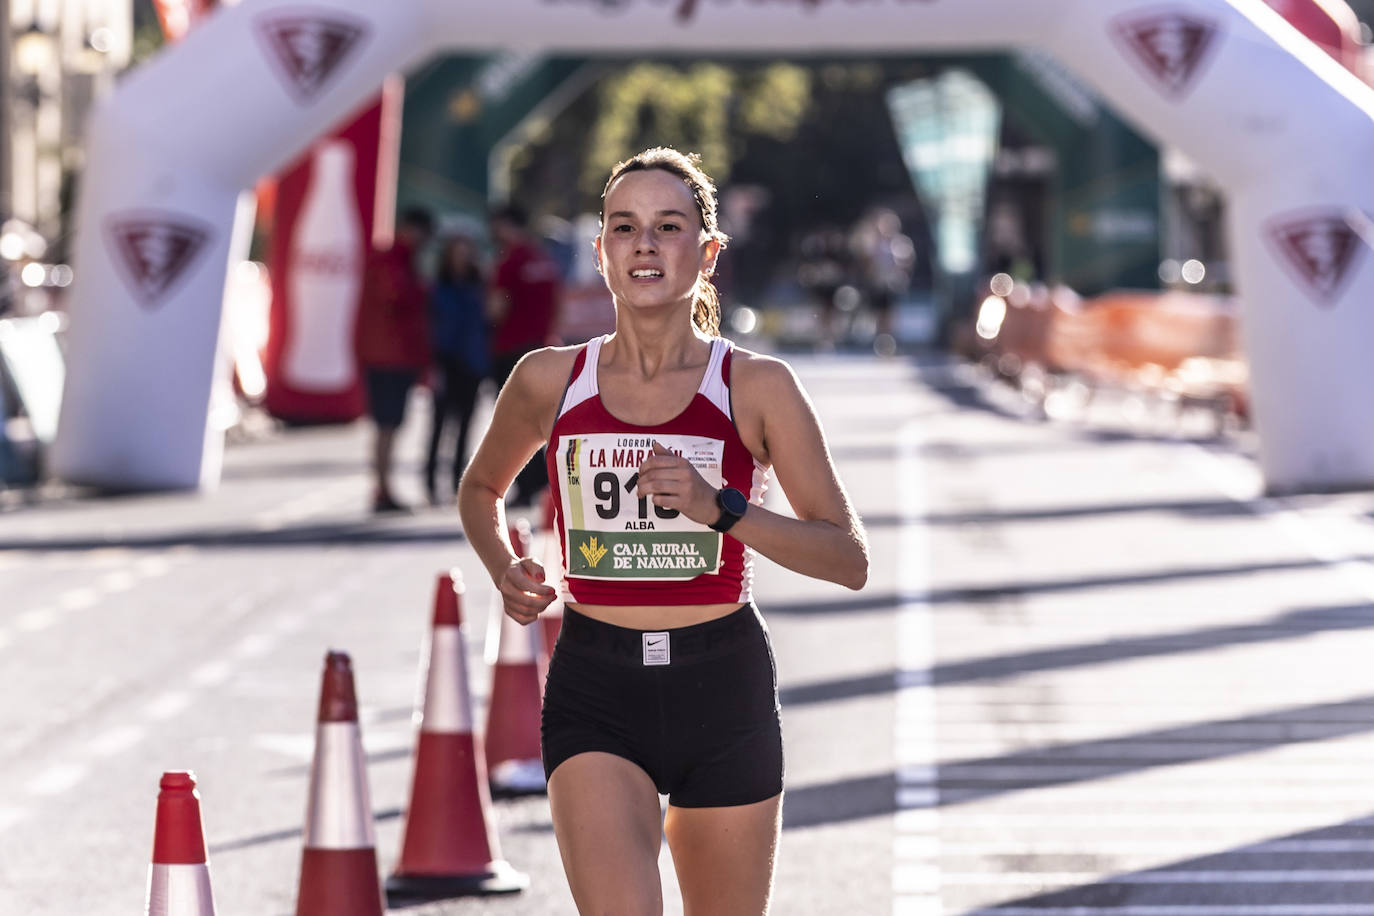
left=208, top=806, right=403, bottom=856
left=780, top=691, right=1374, bottom=829
left=766, top=553, right=1369, bottom=615
left=855, top=495, right=1256, bottom=531
left=0, top=518, right=462, bottom=552
left=781, top=602, right=1374, bottom=712
left=780, top=601, right=1374, bottom=711
left=958, top=813, right=1374, bottom=913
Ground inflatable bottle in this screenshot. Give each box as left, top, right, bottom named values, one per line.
left=283, top=140, right=364, bottom=392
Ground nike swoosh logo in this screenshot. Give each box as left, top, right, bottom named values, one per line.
left=646, top=639, right=664, bottom=647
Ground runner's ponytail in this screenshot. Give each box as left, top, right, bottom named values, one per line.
left=693, top=279, right=722, bottom=337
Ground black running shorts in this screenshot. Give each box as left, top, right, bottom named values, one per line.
left=541, top=604, right=784, bottom=808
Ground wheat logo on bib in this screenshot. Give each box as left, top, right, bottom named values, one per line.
left=578, top=536, right=609, bottom=569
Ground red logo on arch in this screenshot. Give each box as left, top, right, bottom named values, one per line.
left=1266, top=210, right=1368, bottom=307
left=105, top=213, right=212, bottom=310
left=1113, top=10, right=1220, bottom=99
left=254, top=11, right=370, bottom=104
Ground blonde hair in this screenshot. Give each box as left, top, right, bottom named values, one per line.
left=600, top=147, right=730, bottom=336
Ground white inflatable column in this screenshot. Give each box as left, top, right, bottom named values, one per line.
left=52, top=0, right=446, bottom=490
left=1041, top=0, right=1374, bottom=491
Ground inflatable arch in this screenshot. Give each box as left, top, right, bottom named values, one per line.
left=51, top=0, right=1374, bottom=493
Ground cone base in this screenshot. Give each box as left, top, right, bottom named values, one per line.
left=385, top=860, right=529, bottom=901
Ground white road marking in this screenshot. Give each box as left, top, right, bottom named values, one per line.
left=0, top=552, right=388, bottom=833
left=134, top=556, right=172, bottom=578
left=26, top=763, right=87, bottom=797
left=911, top=811, right=1374, bottom=827
left=976, top=908, right=1374, bottom=916
left=145, top=691, right=192, bottom=721
left=251, top=478, right=361, bottom=530
left=894, top=419, right=942, bottom=916
left=270, top=613, right=306, bottom=636
left=1187, top=445, right=1374, bottom=604
left=934, top=839, right=1374, bottom=855
left=941, top=871, right=1374, bottom=885
left=0, top=551, right=180, bottom=661
left=231, top=633, right=275, bottom=660
left=14, top=607, right=57, bottom=632
left=935, top=783, right=1374, bottom=802
left=253, top=733, right=317, bottom=762
left=88, top=725, right=146, bottom=757
left=97, top=570, right=138, bottom=593
left=190, top=660, right=233, bottom=688
left=57, top=588, right=100, bottom=610
left=0, top=806, right=27, bottom=831
left=893, top=863, right=940, bottom=893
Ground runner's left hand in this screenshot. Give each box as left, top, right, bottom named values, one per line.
left=636, top=441, right=717, bottom=526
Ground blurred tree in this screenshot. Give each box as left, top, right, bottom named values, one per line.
left=506, top=59, right=927, bottom=303
left=579, top=61, right=810, bottom=196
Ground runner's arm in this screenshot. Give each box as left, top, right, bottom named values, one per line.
left=637, top=358, right=868, bottom=590
left=457, top=351, right=562, bottom=623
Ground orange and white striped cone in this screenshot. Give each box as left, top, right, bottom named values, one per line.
left=386, top=571, right=528, bottom=901
left=484, top=522, right=547, bottom=797
left=295, top=651, right=384, bottom=916
left=145, top=771, right=216, bottom=916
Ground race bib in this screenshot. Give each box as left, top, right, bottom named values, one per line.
left=558, top=433, right=724, bottom=581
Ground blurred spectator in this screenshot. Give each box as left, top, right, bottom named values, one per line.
left=0, top=264, right=13, bottom=318
left=487, top=203, right=561, bottom=507
left=356, top=206, right=434, bottom=513
left=855, top=208, right=915, bottom=354
left=797, top=226, right=850, bottom=350
left=539, top=213, right=577, bottom=283
left=424, top=233, right=489, bottom=507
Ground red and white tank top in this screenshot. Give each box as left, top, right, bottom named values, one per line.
left=545, top=335, right=769, bottom=606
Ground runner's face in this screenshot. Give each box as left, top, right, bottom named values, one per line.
left=596, top=169, right=719, bottom=316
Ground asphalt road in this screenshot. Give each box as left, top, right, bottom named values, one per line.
left=5, top=349, right=1374, bottom=915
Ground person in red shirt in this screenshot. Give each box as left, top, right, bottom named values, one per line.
left=355, top=207, right=433, bottom=513
left=487, top=203, right=563, bottom=506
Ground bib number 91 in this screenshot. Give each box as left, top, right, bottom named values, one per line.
left=593, top=471, right=679, bottom=521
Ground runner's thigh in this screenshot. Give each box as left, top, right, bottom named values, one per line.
left=549, top=751, right=665, bottom=916
left=664, top=794, right=782, bottom=916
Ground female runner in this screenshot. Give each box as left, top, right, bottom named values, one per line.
left=458, top=146, right=868, bottom=915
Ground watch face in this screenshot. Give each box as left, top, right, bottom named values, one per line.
left=720, top=487, right=748, bottom=515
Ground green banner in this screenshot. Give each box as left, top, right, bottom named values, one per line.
left=566, top=529, right=721, bottom=581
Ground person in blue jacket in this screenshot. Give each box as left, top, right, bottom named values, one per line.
left=424, top=232, right=490, bottom=506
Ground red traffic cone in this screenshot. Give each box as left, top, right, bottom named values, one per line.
left=386, top=571, right=528, bottom=901
left=296, top=651, right=384, bottom=916
left=484, top=522, right=547, bottom=796
left=145, top=771, right=216, bottom=916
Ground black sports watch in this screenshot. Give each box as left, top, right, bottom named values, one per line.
left=710, top=487, right=748, bottom=533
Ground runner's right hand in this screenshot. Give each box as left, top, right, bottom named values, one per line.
left=498, top=557, right=557, bottom=625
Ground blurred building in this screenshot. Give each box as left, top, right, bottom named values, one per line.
left=1, top=0, right=133, bottom=307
